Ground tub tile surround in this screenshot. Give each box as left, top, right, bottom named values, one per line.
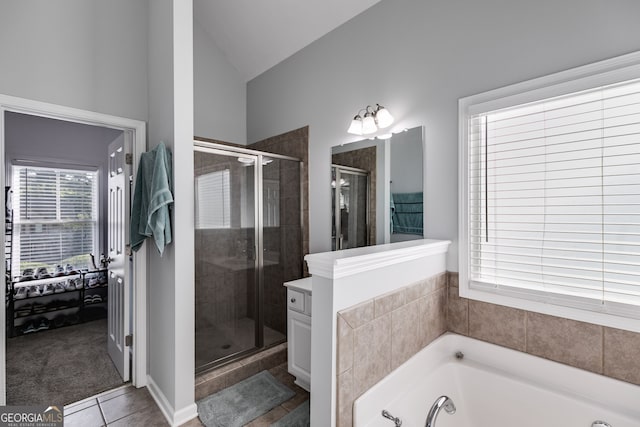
left=336, top=271, right=640, bottom=426
left=336, top=273, right=447, bottom=426
left=447, top=272, right=640, bottom=385
left=468, top=300, right=526, bottom=352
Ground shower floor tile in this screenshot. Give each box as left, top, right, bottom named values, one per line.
left=196, top=317, right=285, bottom=368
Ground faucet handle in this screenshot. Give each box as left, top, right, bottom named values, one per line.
left=381, top=410, right=402, bottom=427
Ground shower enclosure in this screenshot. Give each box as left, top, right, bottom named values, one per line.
left=331, top=164, right=370, bottom=250
left=194, top=142, right=303, bottom=372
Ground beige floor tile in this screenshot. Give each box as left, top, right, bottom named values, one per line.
left=180, top=416, right=205, bottom=427
left=107, top=403, right=169, bottom=427
left=244, top=406, right=289, bottom=426
left=64, top=397, right=99, bottom=416
left=64, top=404, right=105, bottom=427
left=100, top=387, right=155, bottom=424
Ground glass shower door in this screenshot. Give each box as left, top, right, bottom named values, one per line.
left=332, top=165, right=369, bottom=250
left=260, top=156, right=301, bottom=348
left=194, top=149, right=259, bottom=370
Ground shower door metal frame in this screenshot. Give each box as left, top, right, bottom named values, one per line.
left=332, top=164, right=370, bottom=250
left=194, top=141, right=302, bottom=372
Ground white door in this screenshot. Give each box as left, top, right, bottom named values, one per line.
left=107, top=133, right=131, bottom=381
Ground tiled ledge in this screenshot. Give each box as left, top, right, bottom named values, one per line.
left=195, top=343, right=287, bottom=400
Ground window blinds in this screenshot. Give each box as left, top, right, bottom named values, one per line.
left=12, top=165, right=98, bottom=273
left=468, top=78, right=640, bottom=316
left=195, top=169, right=231, bottom=229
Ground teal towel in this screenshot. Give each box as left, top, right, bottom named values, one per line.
left=130, top=142, right=174, bottom=255
left=390, top=193, right=396, bottom=234
left=391, top=192, right=423, bottom=235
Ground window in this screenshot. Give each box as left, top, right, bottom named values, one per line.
left=459, top=52, right=640, bottom=331
left=12, top=165, right=98, bottom=274
left=195, top=169, right=231, bottom=229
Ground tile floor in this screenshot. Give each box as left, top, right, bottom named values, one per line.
left=63, top=362, right=309, bottom=427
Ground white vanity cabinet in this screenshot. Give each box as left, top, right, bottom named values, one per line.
left=284, top=277, right=312, bottom=392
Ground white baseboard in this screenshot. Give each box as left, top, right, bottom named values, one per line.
left=147, top=375, right=198, bottom=426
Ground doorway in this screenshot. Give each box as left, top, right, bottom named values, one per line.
left=0, top=95, right=147, bottom=405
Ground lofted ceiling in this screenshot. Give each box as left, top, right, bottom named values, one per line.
left=193, top=0, right=382, bottom=82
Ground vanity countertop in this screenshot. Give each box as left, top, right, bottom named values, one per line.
left=284, top=277, right=312, bottom=293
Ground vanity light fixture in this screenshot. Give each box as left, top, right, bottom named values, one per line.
left=347, top=104, right=394, bottom=136
left=237, top=157, right=274, bottom=166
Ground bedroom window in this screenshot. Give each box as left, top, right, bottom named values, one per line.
left=459, top=52, right=640, bottom=331
left=12, top=165, right=99, bottom=274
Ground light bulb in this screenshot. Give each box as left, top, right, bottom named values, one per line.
left=362, top=113, right=377, bottom=134
left=347, top=115, right=363, bottom=135
left=375, top=105, right=394, bottom=129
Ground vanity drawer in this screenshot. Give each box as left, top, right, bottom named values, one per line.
left=287, top=289, right=305, bottom=313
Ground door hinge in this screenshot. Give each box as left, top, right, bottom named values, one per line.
left=125, top=153, right=133, bottom=165
left=125, top=334, right=133, bottom=347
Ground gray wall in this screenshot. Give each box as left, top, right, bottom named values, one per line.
left=4, top=112, right=123, bottom=258
left=194, top=20, right=247, bottom=143
left=390, top=127, right=422, bottom=194
left=0, top=0, right=148, bottom=122
left=147, top=0, right=195, bottom=418
left=1, top=0, right=197, bottom=418
left=246, top=0, right=640, bottom=270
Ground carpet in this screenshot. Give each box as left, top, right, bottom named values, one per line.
left=271, top=400, right=310, bottom=427
left=6, top=318, right=124, bottom=405
left=197, top=370, right=295, bottom=427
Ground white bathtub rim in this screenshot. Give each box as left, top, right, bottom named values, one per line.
left=353, top=333, right=640, bottom=425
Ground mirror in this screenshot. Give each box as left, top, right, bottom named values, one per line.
left=331, top=126, right=424, bottom=250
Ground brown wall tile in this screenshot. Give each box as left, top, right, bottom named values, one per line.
left=448, top=272, right=459, bottom=288
left=403, top=277, right=431, bottom=301
left=447, top=285, right=468, bottom=335
left=336, top=369, right=354, bottom=427
left=468, top=300, right=526, bottom=351
left=527, top=312, right=603, bottom=374
left=604, top=327, right=640, bottom=385
left=337, top=314, right=354, bottom=375
left=340, top=300, right=374, bottom=329
left=353, top=313, right=392, bottom=397
left=374, top=288, right=405, bottom=318
left=435, top=272, right=448, bottom=291
left=420, top=288, right=447, bottom=347
left=391, top=300, right=421, bottom=370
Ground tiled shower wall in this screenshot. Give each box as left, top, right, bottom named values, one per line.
left=336, top=271, right=640, bottom=426
left=250, top=126, right=310, bottom=263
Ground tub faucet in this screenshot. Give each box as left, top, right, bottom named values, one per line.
left=425, top=395, right=456, bottom=427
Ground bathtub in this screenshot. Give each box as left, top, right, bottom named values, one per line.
left=353, top=333, right=640, bottom=427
